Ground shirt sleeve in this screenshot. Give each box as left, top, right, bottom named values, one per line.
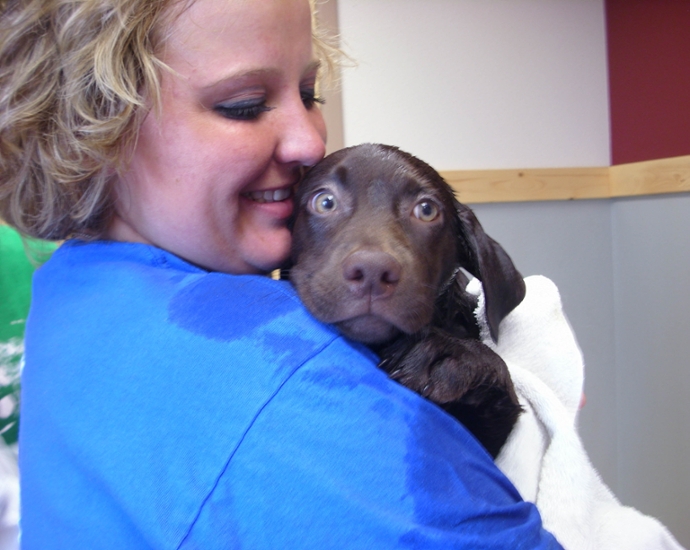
left=178, top=337, right=563, bottom=550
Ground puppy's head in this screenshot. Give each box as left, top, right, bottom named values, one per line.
left=290, top=144, right=524, bottom=345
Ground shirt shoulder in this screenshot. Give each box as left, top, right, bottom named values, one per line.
left=23, top=241, right=562, bottom=550
left=22, top=241, right=362, bottom=548
left=181, top=337, right=563, bottom=550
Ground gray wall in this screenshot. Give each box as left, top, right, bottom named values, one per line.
left=611, top=194, right=690, bottom=540
left=471, top=195, right=690, bottom=547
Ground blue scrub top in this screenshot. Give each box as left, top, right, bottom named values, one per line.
left=20, top=240, right=562, bottom=549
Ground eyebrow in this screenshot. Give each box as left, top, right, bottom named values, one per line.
left=203, top=60, right=322, bottom=90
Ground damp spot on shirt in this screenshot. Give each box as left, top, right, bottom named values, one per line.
left=369, top=397, right=395, bottom=421
left=296, top=349, right=396, bottom=398
left=254, top=328, right=331, bottom=380
left=299, top=364, right=361, bottom=392
left=168, top=275, right=299, bottom=342
left=399, top=398, right=526, bottom=547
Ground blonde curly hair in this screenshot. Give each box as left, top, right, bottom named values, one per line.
left=0, top=0, right=340, bottom=240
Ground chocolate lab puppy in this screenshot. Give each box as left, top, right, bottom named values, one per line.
left=289, top=143, right=525, bottom=458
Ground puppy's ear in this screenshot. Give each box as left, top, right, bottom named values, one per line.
left=454, top=201, right=526, bottom=342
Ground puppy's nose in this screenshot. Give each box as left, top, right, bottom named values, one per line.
left=342, top=250, right=401, bottom=299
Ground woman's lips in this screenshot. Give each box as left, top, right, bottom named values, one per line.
left=243, top=187, right=292, bottom=203
left=241, top=186, right=295, bottom=220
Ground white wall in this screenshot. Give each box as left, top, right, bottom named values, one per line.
left=336, top=1, right=690, bottom=546
left=338, top=0, right=610, bottom=169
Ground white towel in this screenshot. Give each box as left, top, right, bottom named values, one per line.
left=469, top=275, right=685, bottom=550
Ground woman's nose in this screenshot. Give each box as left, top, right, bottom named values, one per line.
left=275, top=98, right=327, bottom=167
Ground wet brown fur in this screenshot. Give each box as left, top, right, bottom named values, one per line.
left=289, top=144, right=525, bottom=457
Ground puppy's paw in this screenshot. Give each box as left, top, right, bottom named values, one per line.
left=378, top=329, right=490, bottom=402
left=378, top=328, right=522, bottom=457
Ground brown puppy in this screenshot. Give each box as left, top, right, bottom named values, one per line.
left=289, top=144, right=525, bottom=457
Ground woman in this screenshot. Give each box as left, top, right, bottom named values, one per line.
left=0, top=0, right=562, bottom=548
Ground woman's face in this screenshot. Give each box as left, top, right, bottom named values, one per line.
left=108, top=0, right=327, bottom=274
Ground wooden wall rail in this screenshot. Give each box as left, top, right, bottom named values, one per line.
left=2, top=158, right=688, bottom=228
left=441, top=155, right=690, bottom=204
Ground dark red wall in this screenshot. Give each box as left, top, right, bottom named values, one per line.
left=606, top=0, right=690, bottom=165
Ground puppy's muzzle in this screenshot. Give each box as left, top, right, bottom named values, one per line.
left=342, top=250, right=402, bottom=300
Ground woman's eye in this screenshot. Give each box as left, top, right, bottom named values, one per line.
left=413, top=200, right=440, bottom=222
left=301, top=89, right=325, bottom=110
left=310, top=191, right=338, bottom=214
left=214, top=100, right=273, bottom=121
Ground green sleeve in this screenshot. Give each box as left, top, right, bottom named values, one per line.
left=0, top=225, right=57, bottom=445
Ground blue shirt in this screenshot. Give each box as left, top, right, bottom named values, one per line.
left=20, top=240, right=562, bottom=549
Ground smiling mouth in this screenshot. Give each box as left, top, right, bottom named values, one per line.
left=244, top=188, right=292, bottom=203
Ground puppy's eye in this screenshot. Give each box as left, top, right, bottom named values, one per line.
left=310, top=191, right=338, bottom=214
left=413, top=200, right=440, bottom=222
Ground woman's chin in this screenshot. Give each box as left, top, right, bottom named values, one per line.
left=240, top=229, right=293, bottom=274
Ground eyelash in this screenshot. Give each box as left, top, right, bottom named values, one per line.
left=214, top=100, right=273, bottom=121
left=214, top=90, right=325, bottom=121
left=301, top=90, right=325, bottom=110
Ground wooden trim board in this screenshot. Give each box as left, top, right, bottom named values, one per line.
left=1, top=159, right=689, bottom=224
left=609, top=155, right=690, bottom=198
left=442, top=167, right=610, bottom=204
left=440, top=155, right=690, bottom=204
